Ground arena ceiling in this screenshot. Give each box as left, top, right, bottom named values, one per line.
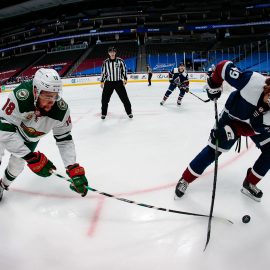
left=0, top=0, right=87, bottom=20
left=0, top=0, right=169, bottom=19
left=0, top=0, right=260, bottom=19
left=0, top=0, right=264, bottom=29
left=0, top=0, right=187, bottom=29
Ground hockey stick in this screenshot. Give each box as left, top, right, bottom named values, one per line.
left=204, top=99, right=220, bottom=251
left=174, top=80, right=210, bottom=103
left=189, top=91, right=210, bottom=103
left=52, top=172, right=233, bottom=224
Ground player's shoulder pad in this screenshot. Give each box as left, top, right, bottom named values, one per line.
left=239, top=72, right=266, bottom=106
left=117, top=57, right=124, bottom=62
left=182, top=72, right=188, bottom=77
left=263, top=112, right=270, bottom=126
left=47, top=98, right=69, bottom=121
left=13, top=81, right=35, bottom=113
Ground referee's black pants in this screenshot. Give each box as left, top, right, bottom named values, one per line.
left=101, top=81, right=132, bottom=116
left=148, top=73, right=152, bottom=85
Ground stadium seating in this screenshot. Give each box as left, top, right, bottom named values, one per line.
left=0, top=52, right=44, bottom=83
left=20, top=50, right=85, bottom=78
left=72, top=42, right=138, bottom=75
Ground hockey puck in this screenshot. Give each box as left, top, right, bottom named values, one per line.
left=242, top=215, right=251, bottom=223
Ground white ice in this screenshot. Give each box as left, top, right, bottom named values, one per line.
left=0, top=82, right=270, bottom=270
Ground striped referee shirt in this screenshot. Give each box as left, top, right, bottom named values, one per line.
left=101, top=57, right=127, bottom=82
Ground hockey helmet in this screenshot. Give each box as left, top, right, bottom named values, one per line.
left=33, top=68, right=62, bottom=101
left=263, top=77, right=270, bottom=95
left=178, top=63, right=185, bottom=72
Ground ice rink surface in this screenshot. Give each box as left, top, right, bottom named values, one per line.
left=0, top=81, right=270, bottom=270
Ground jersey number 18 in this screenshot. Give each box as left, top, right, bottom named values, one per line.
left=2, top=98, right=15, bottom=115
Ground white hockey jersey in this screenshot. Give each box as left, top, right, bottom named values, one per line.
left=0, top=81, right=76, bottom=167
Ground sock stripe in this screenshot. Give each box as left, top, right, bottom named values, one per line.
left=5, top=169, right=16, bottom=181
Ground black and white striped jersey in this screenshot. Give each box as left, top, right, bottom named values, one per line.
left=101, top=57, right=127, bottom=82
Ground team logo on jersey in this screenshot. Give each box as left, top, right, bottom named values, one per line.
left=57, top=100, right=68, bottom=110
left=16, top=89, right=29, bottom=101
left=20, top=122, right=45, bottom=137
left=25, top=113, right=34, bottom=120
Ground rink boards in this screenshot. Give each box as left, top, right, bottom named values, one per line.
left=0, top=72, right=207, bottom=92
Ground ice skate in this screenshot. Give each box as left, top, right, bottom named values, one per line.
left=174, top=178, right=189, bottom=199
left=0, top=185, right=3, bottom=201
left=241, top=180, right=263, bottom=202
left=160, top=100, right=165, bottom=106
left=241, top=168, right=263, bottom=202
left=0, top=179, right=8, bottom=202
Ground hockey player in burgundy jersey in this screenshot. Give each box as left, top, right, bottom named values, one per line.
left=175, top=60, right=270, bottom=202
left=160, top=63, right=189, bottom=106
left=0, top=68, right=88, bottom=201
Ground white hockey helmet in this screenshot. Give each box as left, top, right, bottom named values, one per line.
left=33, top=68, right=62, bottom=101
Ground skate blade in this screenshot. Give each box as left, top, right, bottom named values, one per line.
left=241, top=188, right=261, bottom=202
left=174, top=194, right=183, bottom=200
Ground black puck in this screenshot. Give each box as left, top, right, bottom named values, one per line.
left=242, top=215, right=251, bottom=223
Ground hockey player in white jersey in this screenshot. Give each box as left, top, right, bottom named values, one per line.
left=0, top=68, right=88, bottom=201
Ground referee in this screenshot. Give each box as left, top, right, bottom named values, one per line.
left=146, top=64, right=153, bottom=86
left=100, top=46, right=133, bottom=119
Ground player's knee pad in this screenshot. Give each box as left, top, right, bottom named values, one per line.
left=165, top=89, right=173, bottom=97
left=260, top=143, right=270, bottom=158
left=190, top=146, right=221, bottom=175
left=168, top=84, right=176, bottom=91
left=7, top=155, right=25, bottom=177
left=0, top=143, right=5, bottom=160
left=249, top=143, right=270, bottom=176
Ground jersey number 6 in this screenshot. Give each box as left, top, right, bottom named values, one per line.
left=229, top=68, right=240, bottom=79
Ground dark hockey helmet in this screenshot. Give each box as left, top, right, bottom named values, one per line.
left=108, top=46, right=117, bottom=52
left=178, top=62, right=185, bottom=72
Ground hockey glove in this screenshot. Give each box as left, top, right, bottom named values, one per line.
left=24, top=152, right=56, bottom=177
left=180, top=87, right=189, bottom=93
left=210, top=125, right=235, bottom=141
left=66, top=163, right=88, bottom=197
left=206, top=77, right=222, bottom=100
left=179, top=81, right=189, bottom=92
